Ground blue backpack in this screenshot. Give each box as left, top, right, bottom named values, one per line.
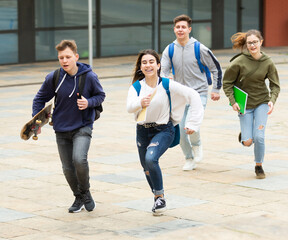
left=132, top=77, right=180, bottom=148
left=168, top=41, right=212, bottom=85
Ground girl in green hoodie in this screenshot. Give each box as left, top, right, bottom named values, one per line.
left=223, top=30, right=280, bottom=179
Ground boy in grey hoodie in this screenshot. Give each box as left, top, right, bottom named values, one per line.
left=161, top=14, right=222, bottom=171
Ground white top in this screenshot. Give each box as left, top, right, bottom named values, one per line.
left=127, top=78, right=204, bottom=132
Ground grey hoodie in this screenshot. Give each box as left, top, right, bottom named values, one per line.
left=161, top=37, right=222, bottom=95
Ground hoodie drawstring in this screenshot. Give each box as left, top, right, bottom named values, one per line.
left=55, top=73, right=77, bottom=98
left=69, top=76, right=77, bottom=98
left=55, top=73, right=67, bottom=94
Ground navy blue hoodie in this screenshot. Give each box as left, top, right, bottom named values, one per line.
left=33, top=62, right=105, bottom=132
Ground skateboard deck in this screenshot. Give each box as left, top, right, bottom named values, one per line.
left=20, top=104, right=52, bottom=140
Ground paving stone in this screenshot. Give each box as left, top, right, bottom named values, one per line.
left=220, top=212, right=288, bottom=240
left=236, top=160, right=288, bottom=172
left=0, top=136, right=22, bottom=144
left=119, top=219, right=203, bottom=238
left=0, top=148, right=31, bottom=158
left=115, top=194, right=207, bottom=213
left=0, top=168, right=51, bottom=182
left=235, top=175, right=288, bottom=190
left=0, top=207, right=35, bottom=222
left=92, top=173, right=143, bottom=184
left=90, top=153, right=138, bottom=165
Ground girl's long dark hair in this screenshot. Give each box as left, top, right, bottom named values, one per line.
left=132, top=49, right=161, bottom=84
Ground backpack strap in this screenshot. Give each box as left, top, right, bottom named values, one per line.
left=53, top=68, right=61, bottom=90
left=161, top=77, right=172, bottom=113
left=132, top=78, right=172, bottom=112
left=52, top=68, right=61, bottom=105
left=78, top=73, right=87, bottom=98
left=168, top=43, right=175, bottom=75
left=132, top=80, right=141, bottom=96
left=194, top=41, right=212, bottom=85
left=77, top=72, right=103, bottom=120
left=194, top=41, right=204, bottom=73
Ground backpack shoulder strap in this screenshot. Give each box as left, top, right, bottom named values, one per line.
left=161, top=77, right=172, bottom=113
left=52, top=68, right=61, bottom=106
left=78, top=73, right=87, bottom=97
left=52, top=68, right=61, bottom=91
left=194, top=41, right=204, bottom=73
left=168, top=43, right=175, bottom=75
left=132, top=80, right=141, bottom=96
left=194, top=41, right=212, bottom=85
left=132, top=78, right=172, bottom=113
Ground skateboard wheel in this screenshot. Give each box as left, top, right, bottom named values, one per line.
left=36, top=120, right=42, bottom=124
left=32, top=136, right=38, bottom=140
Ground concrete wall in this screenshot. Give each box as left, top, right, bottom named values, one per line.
left=263, top=0, right=288, bottom=47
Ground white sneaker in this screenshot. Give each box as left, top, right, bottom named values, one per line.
left=192, top=145, right=203, bottom=163
left=182, top=159, right=197, bottom=171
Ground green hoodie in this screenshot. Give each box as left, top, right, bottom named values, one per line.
left=223, top=52, right=280, bottom=109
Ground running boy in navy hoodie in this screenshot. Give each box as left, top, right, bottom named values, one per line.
left=33, top=40, right=105, bottom=213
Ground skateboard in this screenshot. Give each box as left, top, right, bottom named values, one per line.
left=20, top=103, right=52, bottom=140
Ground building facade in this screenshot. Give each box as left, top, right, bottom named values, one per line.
left=0, top=0, right=286, bottom=65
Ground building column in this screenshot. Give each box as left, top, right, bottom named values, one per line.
left=18, top=0, right=35, bottom=63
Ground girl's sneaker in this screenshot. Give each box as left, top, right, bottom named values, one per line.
left=152, top=196, right=166, bottom=216
left=255, top=165, right=266, bottom=179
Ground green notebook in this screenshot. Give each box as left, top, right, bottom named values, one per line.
left=233, top=86, right=248, bottom=114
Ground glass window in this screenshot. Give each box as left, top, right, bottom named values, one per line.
left=224, top=0, right=237, bottom=48
left=101, top=0, right=152, bottom=25
left=160, top=24, right=176, bottom=51
left=161, top=0, right=188, bottom=22
left=161, top=0, right=211, bottom=22
left=0, top=0, right=18, bottom=30
left=35, top=0, right=94, bottom=28
left=0, top=34, right=18, bottom=64
left=241, top=0, right=259, bottom=31
left=101, top=26, right=152, bottom=57
left=192, top=23, right=212, bottom=48
left=35, top=30, right=93, bottom=61
left=189, top=0, right=211, bottom=20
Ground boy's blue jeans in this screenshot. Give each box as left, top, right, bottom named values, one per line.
left=136, top=121, right=174, bottom=196
left=56, top=126, right=92, bottom=196
left=179, top=95, right=207, bottom=159
left=239, top=103, right=269, bottom=163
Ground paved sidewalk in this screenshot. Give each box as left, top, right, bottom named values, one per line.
left=0, top=47, right=288, bottom=240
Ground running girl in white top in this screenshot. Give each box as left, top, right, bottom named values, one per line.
left=127, top=49, right=204, bottom=215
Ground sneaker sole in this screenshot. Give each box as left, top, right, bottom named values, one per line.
left=256, top=175, right=266, bottom=179
left=69, top=205, right=84, bottom=213
left=182, top=166, right=196, bottom=171
left=194, top=158, right=202, bottom=163
left=84, top=201, right=96, bottom=212
left=152, top=207, right=167, bottom=216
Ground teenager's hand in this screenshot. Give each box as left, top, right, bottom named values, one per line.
left=267, top=101, right=274, bottom=115
left=77, top=93, right=88, bottom=110
left=141, top=94, right=152, bottom=108
left=232, top=103, right=240, bottom=112
left=184, top=127, right=195, bottom=135
left=211, top=92, right=220, bottom=101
